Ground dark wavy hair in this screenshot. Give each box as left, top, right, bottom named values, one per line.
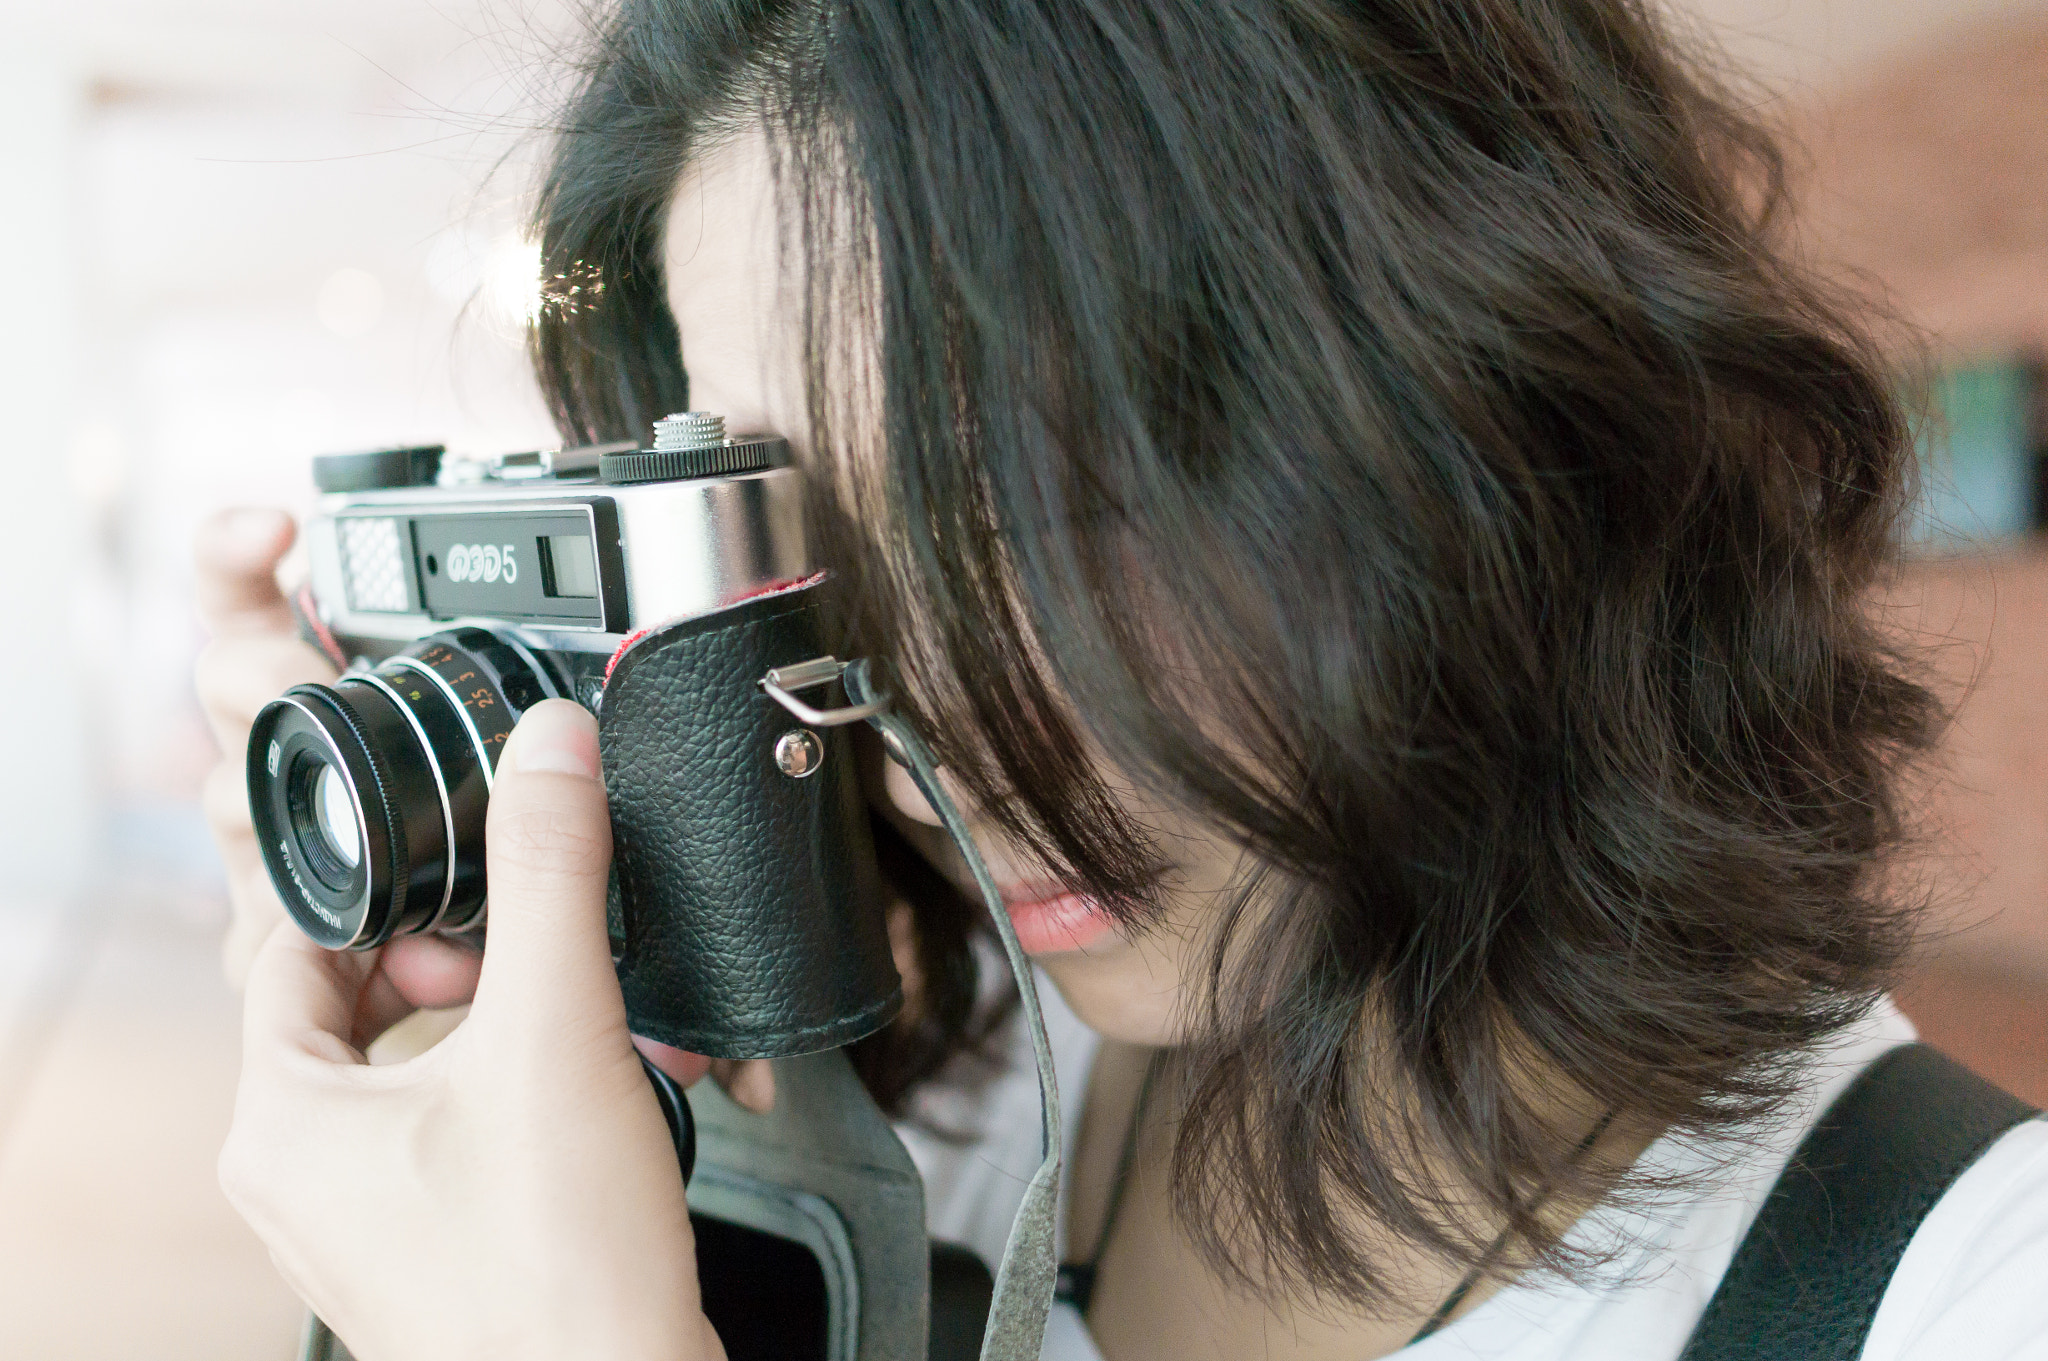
left=531, top=0, right=1938, bottom=1307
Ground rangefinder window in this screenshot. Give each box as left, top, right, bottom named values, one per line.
left=411, top=510, right=612, bottom=627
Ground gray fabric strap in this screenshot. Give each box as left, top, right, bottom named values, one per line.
left=847, top=662, right=1063, bottom=1361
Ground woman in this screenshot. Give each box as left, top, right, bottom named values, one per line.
left=196, top=1, right=2048, bottom=1358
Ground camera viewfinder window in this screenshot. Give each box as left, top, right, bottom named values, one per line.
left=542, top=533, right=599, bottom=598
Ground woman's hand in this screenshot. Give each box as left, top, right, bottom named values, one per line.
left=218, top=700, right=725, bottom=1361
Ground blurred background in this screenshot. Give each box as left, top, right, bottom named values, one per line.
left=1, top=0, right=2046, bottom=1354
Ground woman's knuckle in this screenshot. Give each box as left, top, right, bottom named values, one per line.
left=215, top=1130, right=271, bottom=1214
left=229, top=880, right=282, bottom=934
left=198, top=636, right=310, bottom=700
left=192, top=639, right=235, bottom=699
left=203, top=763, right=251, bottom=826
left=493, top=803, right=610, bottom=874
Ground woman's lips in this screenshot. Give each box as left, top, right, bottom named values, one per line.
left=1001, top=887, right=1117, bottom=954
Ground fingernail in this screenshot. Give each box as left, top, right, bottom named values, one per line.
left=503, top=700, right=600, bottom=778
left=221, top=507, right=289, bottom=558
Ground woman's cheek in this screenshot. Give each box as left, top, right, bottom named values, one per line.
left=882, top=757, right=946, bottom=826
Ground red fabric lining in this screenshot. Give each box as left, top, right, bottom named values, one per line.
left=602, top=570, right=828, bottom=680
left=294, top=585, right=348, bottom=670
left=603, top=627, right=654, bottom=679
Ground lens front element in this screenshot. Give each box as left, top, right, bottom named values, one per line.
left=290, top=753, right=363, bottom=887
left=313, top=760, right=363, bottom=869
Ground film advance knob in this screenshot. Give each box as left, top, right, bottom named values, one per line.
left=598, top=412, right=787, bottom=484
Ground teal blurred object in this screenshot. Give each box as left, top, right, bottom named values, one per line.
left=1909, top=359, right=2042, bottom=551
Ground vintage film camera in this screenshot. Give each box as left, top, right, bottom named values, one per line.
left=246, top=413, right=901, bottom=1055
left=249, top=415, right=959, bottom=1361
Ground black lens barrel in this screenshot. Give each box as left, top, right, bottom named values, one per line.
left=349, top=668, right=489, bottom=934
left=247, top=628, right=555, bottom=951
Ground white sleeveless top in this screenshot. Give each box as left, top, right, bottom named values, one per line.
left=892, top=974, right=2048, bottom=1361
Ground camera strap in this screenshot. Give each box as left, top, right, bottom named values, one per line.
left=844, top=661, right=1065, bottom=1361
left=1677, top=1042, right=2037, bottom=1360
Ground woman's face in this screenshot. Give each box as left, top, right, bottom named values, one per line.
left=662, top=129, right=1243, bottom=1046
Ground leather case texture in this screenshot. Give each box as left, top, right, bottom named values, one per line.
left=599, top=583, right=901, bottom=1057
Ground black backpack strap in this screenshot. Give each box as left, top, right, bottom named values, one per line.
left=1679, top=1042, right=2038, bottom=1361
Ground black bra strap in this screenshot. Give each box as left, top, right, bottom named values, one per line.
left=1679, top=1042, right=2038, bottom=1361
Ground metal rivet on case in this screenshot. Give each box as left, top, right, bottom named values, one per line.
left=775, top=728, right=825, bottom=779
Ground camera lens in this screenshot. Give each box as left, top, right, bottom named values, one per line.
left=290, top=754, right=362, bottom=885
left=247, top=627, right=561, bottom=950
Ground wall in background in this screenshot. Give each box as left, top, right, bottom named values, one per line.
left=0, top=33, right=93, bottom=902
left=1680, top=0, right=2044, bottom=88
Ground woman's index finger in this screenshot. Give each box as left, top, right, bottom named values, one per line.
left=240, top=921, right=382, bottom=1070
left=194, top=507, right=298, bottom=637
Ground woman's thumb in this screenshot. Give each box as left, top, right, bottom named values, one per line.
left=470, top=700, right=623, bottom=1040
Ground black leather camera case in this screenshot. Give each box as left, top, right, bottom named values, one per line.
left=599, top=583, right=901, bottom=1057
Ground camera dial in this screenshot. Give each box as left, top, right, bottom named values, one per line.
left=247, top=627, right=562, bottom=949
